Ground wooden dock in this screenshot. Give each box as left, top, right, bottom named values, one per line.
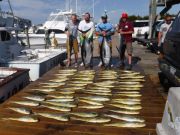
left=0, top=66, right=165, bottom=135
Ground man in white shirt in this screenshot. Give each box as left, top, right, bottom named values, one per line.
left=158, top=15, right=172, bottom=56
left=78, top=12, right=94, bottom=67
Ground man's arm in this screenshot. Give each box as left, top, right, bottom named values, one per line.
left=158, top=32, right=162, bottom=45
left=158, top=25, right=163, bottom=45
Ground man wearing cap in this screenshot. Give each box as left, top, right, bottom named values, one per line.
left=118, top=13, right=134, bottom=70
left=96, top=13, right=115, bottom=67
left=158, top=15, right=172, bottom=57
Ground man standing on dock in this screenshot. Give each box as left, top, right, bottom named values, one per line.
left=118, top=13, right=134, bottom=70
left=66, top=14, right=79, bottom=67
left=78, top=12, right=95, bottom=67
left=95, top=13, right=115, bottom=67
left=158, top=15, right=172, bottom=57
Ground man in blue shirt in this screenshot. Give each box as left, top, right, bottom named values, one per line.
left=96, top=14, right=115, bottom=67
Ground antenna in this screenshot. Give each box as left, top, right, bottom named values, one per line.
left=8, top=0, right=15, bottom=26
left=93, top=0, right=95, bottom=18
left=76, top=0, right=78, bottom=13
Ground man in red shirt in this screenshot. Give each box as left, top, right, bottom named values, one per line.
left=118, top=13, right=134, bottom=70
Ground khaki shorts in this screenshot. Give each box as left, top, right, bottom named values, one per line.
left=67, top=38, right=79, bottom=56
left=126, top=42, right=133, bottom=55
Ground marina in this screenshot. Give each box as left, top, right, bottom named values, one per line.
left=0, top=0, right=179, bottom=135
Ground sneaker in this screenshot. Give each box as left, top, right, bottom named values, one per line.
left=98, top=61, right=103, bottom=67
left=126, top=64, right=132, bottom=70
left=74, top=63, right=78, bottom=68
left=80, top=62, right=84, bottom=66
left=66, top=62, right=71, bottom=67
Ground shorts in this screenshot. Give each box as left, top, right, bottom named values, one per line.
left=119, top=41, right=133, bottom=60
left=126, top=42, right=133, bottom=55
left=67, top=38, right=79, bottom=56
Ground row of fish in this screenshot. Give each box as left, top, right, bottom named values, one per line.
left=3, top=69, right=146, bottom=128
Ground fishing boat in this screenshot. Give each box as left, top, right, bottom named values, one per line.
left=18, top=9, right=76, bottom=48
left=0, top=1, right=66, bottom=81
left=0, top=67, right=29, bottom=103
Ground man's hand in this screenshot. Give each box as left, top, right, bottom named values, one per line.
left=82, top=33, right=86, bottom=38
left=102, top=31, right=106, bottom=36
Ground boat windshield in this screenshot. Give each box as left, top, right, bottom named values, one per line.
left=47, top=15, right=65, bottom=21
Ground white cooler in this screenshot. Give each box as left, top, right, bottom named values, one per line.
left=156, top=87, right=180, bottom=135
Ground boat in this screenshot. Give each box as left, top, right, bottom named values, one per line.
left=18, top=9, right=77, bottom=48
left=0, top=1, right=66, bottom=81
left=0, top=67, right=29, bottom=103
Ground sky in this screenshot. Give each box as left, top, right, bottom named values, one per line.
left=1, top=0, right=180, bottom=25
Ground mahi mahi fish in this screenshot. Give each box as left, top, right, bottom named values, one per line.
left=112, top=98, right=141, bottom=102
left=41, top=105, right=71, bottom=112
left=115, top=93, right=142, bottom=97
left=118, top=82, right=141, bottom=85
left=114, top=87, right=141, bottom=91
left=79, top=99, right=103, bottom=106
left=86, top=89, right=111, bottom=93
left=84, top=91, right=112, bottom=96
left=78, top=105, right=104, bottom=109
left=43, top=101, right=77, bottom=108
left=46, top=98, right=74, bottom=102
left=47, top=95, right=74, bottom=99
left=117, top=84, right=144, bottom=88
left=108, top=103, right=142, bottom=110
left=120, top=79, right=145, bottom=82
left=49, top=78, right=69, bottom=82
left=109, top=110, right=140, bottom=115
left=104, top=122, right=146, bottom=128
left=104, top=114, right=145, bottom=123
left=23, top=95, right=45, bottom=102
left=81, top=96, right=110, bottom=102
left=31, top=88, right=56, bottom=92
left=120, top=76, right=144, bottom=79
left=70, top=112, right=98, bottom=118
left=11, top=101, right=40, bottom=107
left=71, top=116, right=111, bottom=123
left=35, top=112, right=69, bottom=121
left=111, top=100, right=141, bottom=105
left=2, top=116, right=39, bottom=123
left=8, top=107, right=32, bottom=114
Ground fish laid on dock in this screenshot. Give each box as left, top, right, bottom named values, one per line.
left=80, top=96, right=110, bottom=102
left=108, top=103, right=142, bottom=110
left=2, top=116, right=39, bottom=123
left=23, top=96, right=45, bottom=102
left=47, top=95, right=74, bottom=99
left=111, top=100, right=141, bottom=105
left=84, top=91, right=112, bottom=96
left=104, top=122, right=146, bottom=128
left=46, top=98, right=74, bottom=102
left=41, top=105, right=71, bottom=112
left=31, top=88, right=56, bottom=92
left=109, top=110, right=140, bottom=115
left=78, top=105, right=104, bottom=109
left=35, top=112, right=69, bottom=122
left=79, top=99, right=103, bottom=106
left=70, top=112, right=98, bottom=118
left=104, top=114, right=145, bottom=123
left=7, top=107, right=32, bottom=114
left=11, top=101, right=40, bottom=107
left=71, top=116, right=111, bottom=123
left=43, top=101, right=77, bottom=108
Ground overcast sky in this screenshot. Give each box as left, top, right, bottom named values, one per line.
left=1, top=0, right=179, bottom=24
